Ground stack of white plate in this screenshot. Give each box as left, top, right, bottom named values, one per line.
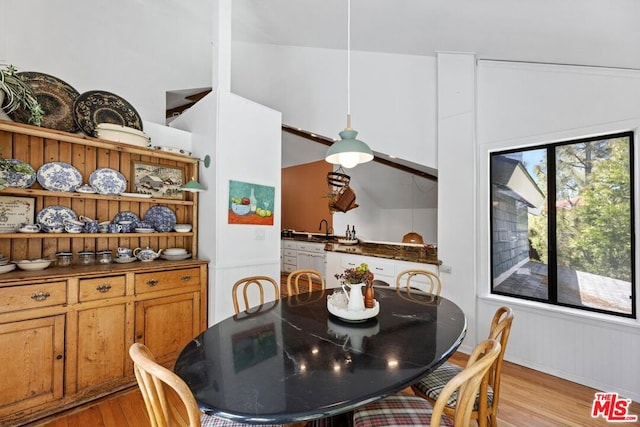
left=160, top=248, right=191, bottom=261
left=0, top=254, right=13, bottom=273
left=95, top=123, right=150, bottom=147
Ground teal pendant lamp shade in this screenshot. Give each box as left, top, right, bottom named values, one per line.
left=326, top=127, right=373, bottom=169
left=325, top=0, right=373, bottom=169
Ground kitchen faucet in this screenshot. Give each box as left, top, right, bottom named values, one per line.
left=318, top=219, right=330, bottom=236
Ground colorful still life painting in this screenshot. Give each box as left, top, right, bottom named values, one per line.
left=228, top=180, right=275, bottom=225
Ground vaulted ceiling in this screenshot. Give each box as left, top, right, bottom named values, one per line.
left=231, top=0, right=639, bottom=209
left=232, top=0, right=640, bottom=70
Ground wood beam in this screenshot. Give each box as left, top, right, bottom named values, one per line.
left=282, top=124, right=438, bottom=182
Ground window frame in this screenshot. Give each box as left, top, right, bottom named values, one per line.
left=489, top=131, right=636, bottom=319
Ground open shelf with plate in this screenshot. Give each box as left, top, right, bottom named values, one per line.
left=0, top=121, right=200, bottom=261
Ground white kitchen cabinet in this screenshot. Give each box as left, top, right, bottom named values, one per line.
left=325, top=252, right=342, bottom=288
left=282, top=240, right=297, bottom=273
left=296, top=242, right=326, bottom=275
left=326, top=252, right=439, bottom=290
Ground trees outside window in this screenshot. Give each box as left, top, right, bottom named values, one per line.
left=490, top=132, right=635, bottom=318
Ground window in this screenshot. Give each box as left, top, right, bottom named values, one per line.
left=490, top=131, right=635, bottom=318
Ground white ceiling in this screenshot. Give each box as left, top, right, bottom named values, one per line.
left=234, top=0, right=640, bottom=210
left=232, top=0, right=640, bottom=70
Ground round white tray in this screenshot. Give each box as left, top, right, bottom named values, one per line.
left=337, top=239, right=359, bottom=245
left=327, top=295, right=379, bottom=322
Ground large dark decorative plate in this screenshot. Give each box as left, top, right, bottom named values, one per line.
left=8, top=72, right=80, bottom=132
left=73, top=90, right=143, bottom=136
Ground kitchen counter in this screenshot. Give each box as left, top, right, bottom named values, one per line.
left=282, top=235, right=439, bottom=265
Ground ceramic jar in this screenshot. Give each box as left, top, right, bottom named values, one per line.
left=55, top=252, right=73, bottom=267
left=77, top=251, right=95, bottom=265
left=96, top=250, right=113, bottom=264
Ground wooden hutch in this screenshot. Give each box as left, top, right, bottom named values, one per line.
left=0, top=121, right=208, bottom=425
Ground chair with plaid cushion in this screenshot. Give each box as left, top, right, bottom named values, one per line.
left=129, top=343, right=282, bottom=427
left=353, top=339, right=501, bottom=427
left=412, top=306, right=514, bottom=427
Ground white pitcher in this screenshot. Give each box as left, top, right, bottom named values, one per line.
left=342, top=282, right=366, bottom=311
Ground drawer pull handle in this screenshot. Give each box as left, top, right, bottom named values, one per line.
left=96, top=284, right=112, bottom=293
left=375, top=267, right=384, bottom=271
left=181, top=275, right=191, bottom=282
left=146, top=279, right=158, bottom=287
left=31, top=291, right=51, bottom=301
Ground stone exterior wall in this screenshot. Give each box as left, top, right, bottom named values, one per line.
left=492, top=189, right=530, bottom=280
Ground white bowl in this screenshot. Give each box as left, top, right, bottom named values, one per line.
left=173, top=224, right=192, bottom=232
left=0, top=264, right=16, bottom=274
left=164, top=248, right=187, bottom=255
left=95, top=123, right=150, bottom=147
left=14, top=259, right=53, bottom=271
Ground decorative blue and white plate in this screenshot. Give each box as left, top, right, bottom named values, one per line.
left=89, top=168, right=126, bottom=195
left=113, top=211, right=140, bottom=224
left=36, top=205, right=78, bottom=231
left=36, top=162, right=82, bottom=192
left=0, top=159, right=36, bottom=188
left=144, top=205, right=176, bottom=230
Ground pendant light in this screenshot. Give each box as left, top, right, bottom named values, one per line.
left=325, top=0, right=373, bottom=169
left=402, top=175, right=424, bottom=244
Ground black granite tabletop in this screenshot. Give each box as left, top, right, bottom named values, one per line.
left=174, top=286, right=467, bottom=425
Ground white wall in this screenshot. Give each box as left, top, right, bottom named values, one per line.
left=172, top=91, right=282, bottom=324
left=232, top=42, right=437, bottom=169
left=474, top=60, right=640, bottom=401
left=2, top=0, right=213, bottom=124
left=436, top=53, right=478, bottom=352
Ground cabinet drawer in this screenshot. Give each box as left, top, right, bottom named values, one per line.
left=78, top=276, right=126, bottom=302
left=283, top=249, right=297, bottom=257
left=135, top=268, right=201, bottom=294
left=296, top=242, right=325, bottom=253
left=283, top=256, right=297, bottom=265
left=283, top=240, right=296, bottom=249
left=0, top=282, right=67, bottom=314
left=341, top=255, right=395, bottom=279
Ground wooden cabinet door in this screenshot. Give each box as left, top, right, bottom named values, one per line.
left=0, top=315, right=65, bottom=419
left=135, top=292, right=201, bottom=367
left=67, top=302, right=130, bottom=394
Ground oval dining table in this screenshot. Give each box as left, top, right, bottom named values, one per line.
left=173, top=286, right=467, bottom=425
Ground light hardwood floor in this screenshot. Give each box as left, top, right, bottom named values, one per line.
left=28, top=351, right=640, bottom=427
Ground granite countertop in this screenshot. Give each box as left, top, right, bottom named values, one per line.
left=282, top=234, right=439, bottom=265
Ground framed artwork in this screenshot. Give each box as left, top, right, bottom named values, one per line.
left=232, top=323, right=277, bottom=373
left=0, top=196, right=35, bottom=232
left=131, top=162, right=185, bottom=200
left=228, top=180, right=275, bottom=225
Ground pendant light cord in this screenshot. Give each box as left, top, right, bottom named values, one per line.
left=411, top=175, right=416, bottom=231
left=346, top=0, right=351, bottom=129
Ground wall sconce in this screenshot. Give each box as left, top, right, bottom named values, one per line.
left=180, top=155, right=211, bottom=193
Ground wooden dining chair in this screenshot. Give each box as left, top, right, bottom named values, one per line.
left=396, top=269, right=442, bottom=296
left=411, top=306, right=514, bottom=427
left=353, top=339, right=501, bottom=427
left=232, top=276, right=280, bottom=314
left=286, top=269, right=325, bottom=296
left=129, top=343, right=283, bottom=427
